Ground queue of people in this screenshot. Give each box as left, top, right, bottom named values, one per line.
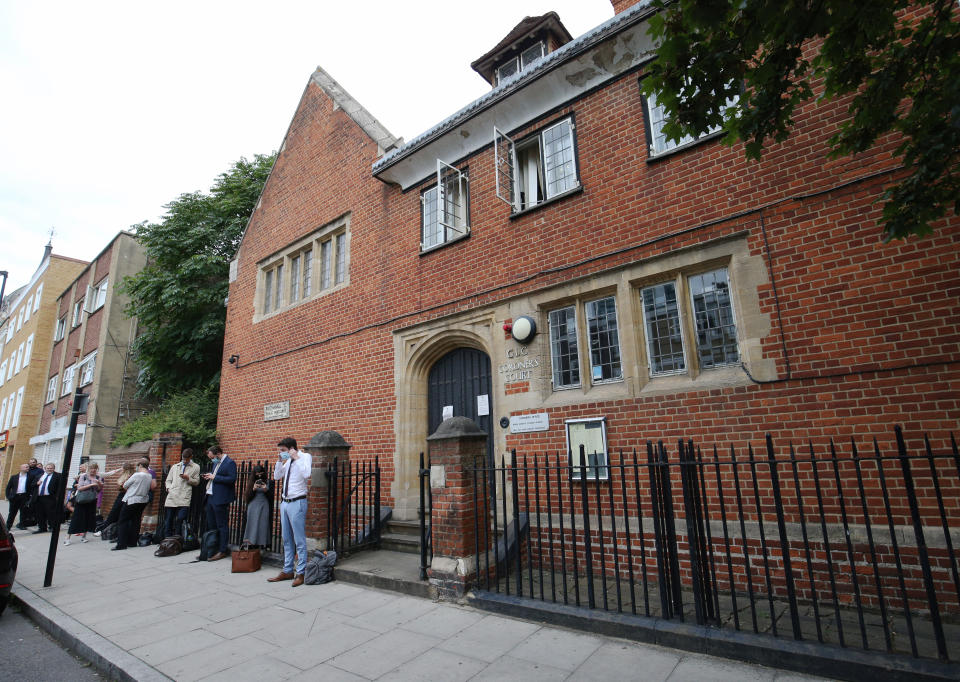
left=4, top=439, right=309, bottom=584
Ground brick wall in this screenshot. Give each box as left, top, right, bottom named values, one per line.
left=216, top=17, right=959, bottom=544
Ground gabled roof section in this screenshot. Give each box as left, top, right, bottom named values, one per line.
left=470, top=12, right=574, bottom=84
left=310, top=67, right=401, bottom=156
left=233, top=66, right=401, bottom=260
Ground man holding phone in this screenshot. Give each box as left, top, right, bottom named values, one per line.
left=268, top=437, right=312, bottom=587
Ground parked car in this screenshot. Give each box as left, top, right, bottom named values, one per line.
left=0, top=514, right=17, bottom=616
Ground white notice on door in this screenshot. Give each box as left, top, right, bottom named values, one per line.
left=442, top=405, right=454, bottom=420
left=477, top=394, right=489, bottom=416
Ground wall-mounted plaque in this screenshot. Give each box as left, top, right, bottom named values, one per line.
left=509, top=413, right=549, bottom=433
left=263, top=401, right=290, bottom=422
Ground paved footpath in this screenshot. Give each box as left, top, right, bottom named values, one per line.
left=6, top=520, right=831, bottom=681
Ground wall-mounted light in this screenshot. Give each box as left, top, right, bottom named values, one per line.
left=508, top=315, right=537, bottom=344
left=228, top=354, right=239, bottom=365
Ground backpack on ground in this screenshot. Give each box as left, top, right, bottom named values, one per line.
left=198, top=529, right=219, bottom=561
left=303, top=550, right=337, bottom=585
left=137, top=532, right=154, bottom=547
left=99, top=522, right=118, bottom=542
left=181, top=521, right=199, bottom=551
left=155, top=535, right=183, bottom=557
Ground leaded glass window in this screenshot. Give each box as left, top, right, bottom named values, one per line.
left=549, top=306, right=580, bottom=388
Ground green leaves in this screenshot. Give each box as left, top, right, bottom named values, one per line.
left=120, top=152, right=276, bottom=399
left=111, top=386, right=220, bottom=449
left=641, top=0, right=959, bottom=241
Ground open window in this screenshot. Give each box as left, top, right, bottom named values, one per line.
left=421, top=160, right=469, bottom=251
left=493, top=117, right=579, bottom=213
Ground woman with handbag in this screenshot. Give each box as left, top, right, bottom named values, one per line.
left=65, top=462, right=103, bottom=544
left=95, top=462, right=134, bottom=536
left=243, top=465, right=273, bottom=549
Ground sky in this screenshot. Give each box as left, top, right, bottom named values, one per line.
left=0, top=0, right=614, bottom=293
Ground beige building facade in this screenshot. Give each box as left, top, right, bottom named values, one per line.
left=0, top=247, right=88, bottom=482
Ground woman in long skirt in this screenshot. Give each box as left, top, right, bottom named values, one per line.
left=65, top=463, right=103, bottom=544
left=95, top=462, right=134, bottom=536
left=243, top=465, right=273, bottom=549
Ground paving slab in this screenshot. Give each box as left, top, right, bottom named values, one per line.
left=3, top=514, right=835, bottom=682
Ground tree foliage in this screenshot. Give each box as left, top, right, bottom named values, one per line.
left=121, top=153, right=275, bottom=399
left=111, top=386, right=219, bottom=449
left=641, top=0, right=959, bottom=241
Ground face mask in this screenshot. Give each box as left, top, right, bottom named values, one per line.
left=211, top=457, right=220, bottom=465
left=280, top=451, right=291, bottom=461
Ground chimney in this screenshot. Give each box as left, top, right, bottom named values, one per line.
left=611, top=0, right=638, bottom=14
left=42, top=238, right=53, bottom=263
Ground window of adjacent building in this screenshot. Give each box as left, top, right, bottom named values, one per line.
left=0, top=360, right=5, bottom=387
left=257, top=216, right=350, bottom=318
left=33, top=284, right=42, bottom=311
left=23, top=334, right=33, bottom=368
left=79, top=351, right=96, bottom=386
left=548, top=306, right=580, bottom=389
left=585, top=297, right=623, bottom=383
left=11, top=386, right=24, bottom=428
left=46, top=375, right=57, bottom=404
left=421, top=161, right=469, bottom=251
left=92, top=278, right=109, bottom=310
left=495, top=41, right=546, bottom=85
left=494, top=117, right=579, bottom=213
left=0, top=398, right=6, bottom=429
left=54, top=317, right=66, bottom=342
left=642, top=89, right=738, bottom=158
left=24, top=298, right=31, bottom=322
left=640, top=267, right=739, bottom=377
left=566, top=418, right=608, bottom=480
left=61, top=363, right=76, bottom=396
left=72, top=300, right=83, bottom=327
left=5, top=354, right=13, bottom=380
left=5, top=322, right=12, bottom=342
left=14, top=343, right=24, bottom=374
left=16, top=308, right=23, bottom=332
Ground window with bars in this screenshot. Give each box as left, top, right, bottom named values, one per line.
left=421, top=161, right=469, bottom=251
left=548, top=306, right=580, bottom=389
left=640, top=267, right=739, bottom=376
left=257, top=218, right=349, bottom=317
left=494, top=117, right=579, bottom=213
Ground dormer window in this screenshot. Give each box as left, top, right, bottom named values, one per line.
left=495, top=41, right=546, bottom=85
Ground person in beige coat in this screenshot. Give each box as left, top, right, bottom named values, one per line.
left=162, top=448, right=200, bottom=538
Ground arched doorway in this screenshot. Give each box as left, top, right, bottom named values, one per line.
left=427, top=347, right=494, bottom=467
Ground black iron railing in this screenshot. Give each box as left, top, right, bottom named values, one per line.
left=327, top=456, right=381, bottom=555
left=418, top=452, right=433, bottom=580
left=470, top=427, right=960, bottom=663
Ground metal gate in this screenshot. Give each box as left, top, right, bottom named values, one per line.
left=327, top=457, right=382, bottom=555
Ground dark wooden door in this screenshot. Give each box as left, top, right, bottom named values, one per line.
left=427, top=347, right=494, bottom=466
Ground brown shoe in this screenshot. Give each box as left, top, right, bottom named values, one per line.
left=291, top=574, right=305, bottom=587
left=267, top=571, right=294, bottom=582
left=208, top=552, right=228, bottom=562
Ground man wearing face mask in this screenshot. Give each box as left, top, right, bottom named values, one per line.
left=202, top=445, right=237, bottom=561
left=268, top=437, right=312, bottom=586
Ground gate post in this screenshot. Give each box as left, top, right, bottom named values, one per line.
left=426, top=416, right=485, bottom=600
left=303, top=431, right=351, bottom=550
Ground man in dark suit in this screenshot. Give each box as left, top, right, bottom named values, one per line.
left=21, top=458, right=45, bottom=528
left=32, top=463, right=62, bottom=533
left=202, top=446, right=236, bottom=561
left=5, top=463, right=32, bottom=529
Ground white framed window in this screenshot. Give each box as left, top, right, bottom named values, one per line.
left=11, top=386, right=24, bottom=428
left=54, top=317, right=66, bottom=342
left=421, top=160, right=469, bottom=251
left=0, top=360, right=5, bottom=387
left=46, top=375, right=58, bottom=404
left=5, top=354, right=13, bottom=380
left=494, top=117, right=579, bottom=213
left=33, top=284, right=42, bottom=311
left=14, top=343, right=24, bottom=374
left=643, top=90, right=738, bottom=158
left=61, top=363, right=76, bottom=396
left=23, top=334, right=33, bottom=367
left=566, top=417, right=608, bottom=480
left=0, top=398, right=6, bottom=429
left=72, top=300, right=83, bottom=327
left=548, top=306, right=580, bottom=389
left=24, top=297, right=32, bottom=322
left=16, top=308, right=24, bottom=332
left=258, top=216, right=349, bottom=317
left=92, top=278, right=109, bottom=310
left=640, top=266, right=739, bottom=377
left=5, top=322, right=12, bottom=342
left=79, top=351, right=97, bottom=386
left=495, top=41, right=546, bottom=85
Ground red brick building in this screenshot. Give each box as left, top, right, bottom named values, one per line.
left=218, top=0, right=959, bottom=538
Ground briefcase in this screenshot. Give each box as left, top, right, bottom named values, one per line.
left=231, top=542, right=261, bottom=573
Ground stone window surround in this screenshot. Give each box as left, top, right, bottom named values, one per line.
left=253, top=213, right=351, bottom=323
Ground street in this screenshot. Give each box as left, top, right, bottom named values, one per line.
left=0, top=606, right=102, bottom=681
